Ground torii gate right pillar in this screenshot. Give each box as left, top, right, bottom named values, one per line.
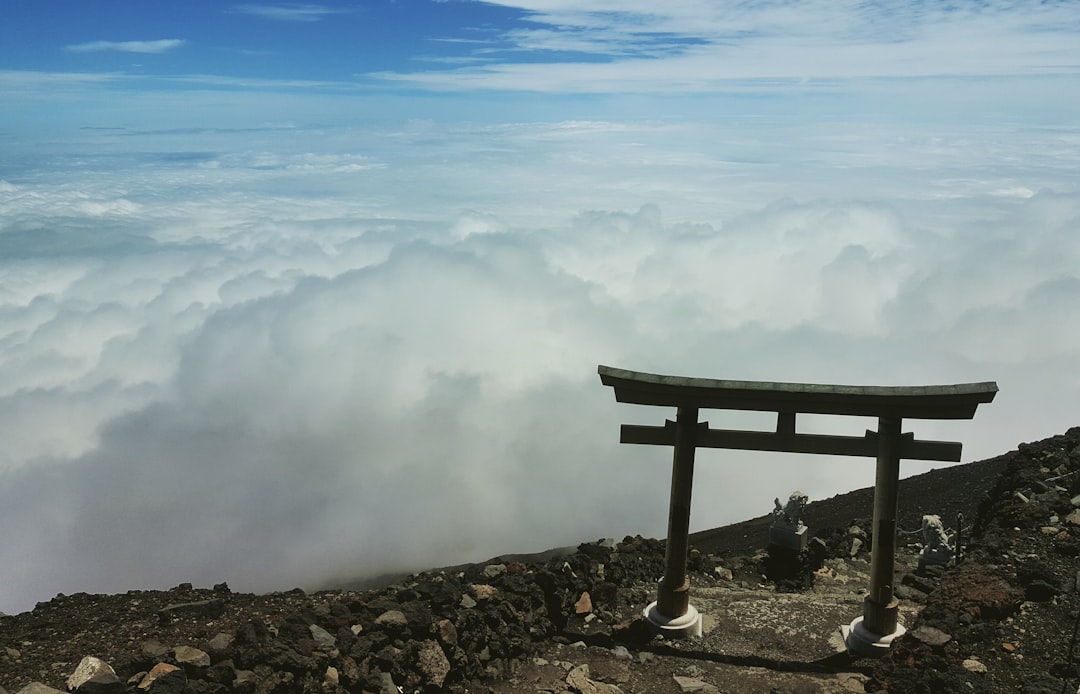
left=853, top=417, right=905, bottom=647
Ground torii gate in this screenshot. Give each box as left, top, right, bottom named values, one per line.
left=598, top=365, right=997, bottom=654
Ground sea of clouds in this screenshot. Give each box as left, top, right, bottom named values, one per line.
left=1, top=112, right=1078, bottom=614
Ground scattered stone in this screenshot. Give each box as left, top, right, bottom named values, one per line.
left=156, top=599, right=224, bottom=625
left=75, top=674, right=125, bottom=694
left=140, top=641, right=169, bottom=659
left=140, top=669, right=190, bottom=694
left=308, top=624, right=336, bottom=648
left=566, top=664, right=600, bottom=694
left=672, top=674, right=720, bottom=693
left=6, top=648, right=21, bottom=659
left=435, top=618, right=458, bottom=647
left=4, top=429, right=1079, bottom=694
left=482, top=563, right=507, bottom=578
left=205, top=661, right=236, bottom=686
left=374, top=609, right=408, bottom=628
left=173, top=646, right=210, bottom=669
left=1025, top=580, right=1059, bottom=602
left=233, top=670, right=256, bottom=690
left=894, top=584, right=926, bottom=601
left=66, top=656, right=117, bottom=691
left=910, top=625, right=952, bottom=647
left=205, top=632, right=233, bottom=655
left=65, top=660, right=123, bottom=690
left=835, top=672, right=868, bottom=692
left=415, top=640, right=451, bottom=688
left=16, top=685, right=66, bottom=694
left=378, top=672, right=398, bottom=694
left=1066, top=509, right=1080, bottom=526
left=137, top=663, right=181, bottom=690
left=470, top=583, right=498, bottom=601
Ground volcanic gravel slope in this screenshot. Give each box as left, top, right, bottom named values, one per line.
left=0, top=427, right=1077, bottom=694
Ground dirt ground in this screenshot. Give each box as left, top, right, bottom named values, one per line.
left=2, top=428, right=1078, bottom=694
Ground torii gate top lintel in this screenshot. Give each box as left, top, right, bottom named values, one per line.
left=598, top=365, right=998, bottom=420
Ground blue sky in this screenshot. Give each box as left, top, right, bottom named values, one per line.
left=1, top=1, right=1079, bottom=613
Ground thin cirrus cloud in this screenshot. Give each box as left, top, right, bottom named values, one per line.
left=229, top=3, right=351, bottom=22
left=373, top=0, right=1080, bottom=91
left=65, top=39, right=187, bottom=54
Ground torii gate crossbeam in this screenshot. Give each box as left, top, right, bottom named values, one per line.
left=599, top=365, right=997, bottom=653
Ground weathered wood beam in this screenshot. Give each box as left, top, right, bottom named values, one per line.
left=620, top=423, right=963, bottom=461
left=599, top=365, right=997, bottom=420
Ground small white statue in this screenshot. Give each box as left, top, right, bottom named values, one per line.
left=918, top=514, right=955, bottom=568
left=769, top=490, right=810, bottom=551
left=772, top=491, right=809, bottom=529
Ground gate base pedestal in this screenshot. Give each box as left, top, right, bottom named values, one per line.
left=643, top=602, right=702, bottom=638
left=842, top=616, right=905, bottom=657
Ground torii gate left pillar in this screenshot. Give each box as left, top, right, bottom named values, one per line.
left=654, top=406, right=702, bottom=633
left=598, top=365, right=996, bottom=649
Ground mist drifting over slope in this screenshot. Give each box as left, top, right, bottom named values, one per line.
left=2, top=1, right=1079, bottom=614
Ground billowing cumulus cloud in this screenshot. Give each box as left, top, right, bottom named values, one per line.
left=0, top=109, right=1078, bottom=615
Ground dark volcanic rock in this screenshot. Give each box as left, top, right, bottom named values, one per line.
left=157, top=599, right=225, bottom=625
left=2, top=426, right=1079, bottom=694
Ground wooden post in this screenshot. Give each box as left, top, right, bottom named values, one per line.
left=656, top=406, right=698, bottom=618
left=864, top=416, right=902, bottom=635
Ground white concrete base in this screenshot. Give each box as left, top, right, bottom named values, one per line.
left=643, top=601, right=703, bottom=638
left=841, top=616, right=906, bottom=657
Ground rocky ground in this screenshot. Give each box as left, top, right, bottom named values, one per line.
left=2, top=427, right=1078, bottom=694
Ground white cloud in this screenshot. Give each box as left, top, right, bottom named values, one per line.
left=230, top=4, right=349, bottom=22
left=66, top=39, right=187, bottom=54
left=0, top=105, right=1077, bottom=614
left=376, top=0, right=1080, bottom=92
